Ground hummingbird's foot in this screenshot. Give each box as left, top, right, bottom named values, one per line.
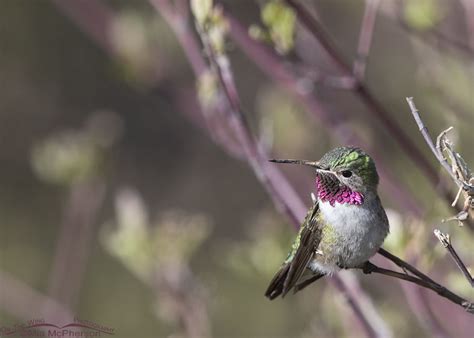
left=336, top=263, right=349, bottom=270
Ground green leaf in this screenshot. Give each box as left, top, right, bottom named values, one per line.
left=191, top=0, right=213, bottom=26
left=404, top=0, right=442, bottom=31
left=261, top=0, right=296, bottom=54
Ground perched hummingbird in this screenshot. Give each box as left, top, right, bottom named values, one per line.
left=265, top=147, right=389, bottom=299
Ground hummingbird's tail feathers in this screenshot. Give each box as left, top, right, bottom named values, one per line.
left=293, top=273, right=325, bottom=294
left=265, top=202, right=322, bottom=300
left=264, top=263, right=291, bottom=300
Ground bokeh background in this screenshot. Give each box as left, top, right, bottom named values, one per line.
left=0, top=0, right=473, bottom=337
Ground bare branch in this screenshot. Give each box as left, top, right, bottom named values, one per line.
left=46, top=181, right=105, bottom=311
left=434, top=229, right=474, bottom=288
left=0, top=270, right=73, bottom=325
left=378, top=248, right=436, bottom=284
left=50, top=0, right=116, bottom=57
left=360, top=260, right=474, bottom=313
left=459, top=0, right=474, bottom=50
left=353, top=0, right=380, bottom=80
left=406, top=97, right=474, bottom=194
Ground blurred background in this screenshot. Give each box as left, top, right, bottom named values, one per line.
left=0, top=0, right=473, bottom=337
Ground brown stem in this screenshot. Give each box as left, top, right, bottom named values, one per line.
left=434, top=229, right=474, bottom=288
left=372, top=251, right=474, bottom=313
left=378, top=247, right=436, bottom=284
left=47, top=180, right=106, bottom=312
left=353, top=0, right=380, bottom=80
left=362, top=262, right=474, bottom=313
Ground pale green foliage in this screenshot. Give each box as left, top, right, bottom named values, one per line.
left=191, top=0, right=229, bottom=108
left=31, top=131, right=101, bottom=185
left=261, top=0, right=296, bottom=54
left=111, top=10, right=162, bottom=85
left=248, top=24, right=272, bottom=45
left=404, top=0, right=443, bottom=30
left=191, top=0, right=213, bottom=27
left=102, top=188, right=211, bottom=284
left=383, top=209, right=406, bottom=254
left=191, top=0, right=228, bottom=54
left=31, top=112, right=121, bottom=186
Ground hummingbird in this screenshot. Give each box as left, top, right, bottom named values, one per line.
left=265, top=147, right=389, bottom=299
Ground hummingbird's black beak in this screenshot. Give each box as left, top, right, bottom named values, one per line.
left=269, top=159, right=321, bottom=169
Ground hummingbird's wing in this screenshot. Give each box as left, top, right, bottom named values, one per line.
left=265, top=202, right=323, bottom=299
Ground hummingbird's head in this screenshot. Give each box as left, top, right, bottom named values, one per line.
left=317, top=147, right=379, bottom=193
left=270, top=147, right=379, bottom=197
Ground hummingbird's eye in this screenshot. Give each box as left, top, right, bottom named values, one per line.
left=341, top=170, right=352, bottom=178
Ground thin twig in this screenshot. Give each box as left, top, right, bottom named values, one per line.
left=361, top=261, right=474, bottom=313
left=378, top=248, right=436, bottom=284
left=434, top=229, right=474, bottom=288
left=353, top=0, right=380, bottom=80
left=406, top=97, right=474, bottom=195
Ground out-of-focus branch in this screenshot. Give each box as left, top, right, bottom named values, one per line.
left=400, top=284, right=449, bottom=338
left=46, top=180, right=106, bottom=313
left=353, top=0, right=380, bottom=80
left=360, top=260, right=474, bottom=313
left=50, top=0, right=115, bottom=56
left=458, top=0, right=474, bottom=51
left=434, top=229, right=474, bottom=288
left=0, top=270, right=73, bottom=325
left=149, top=0, right=207, bottom=76
left=147, top=0, right=247, bottom=160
